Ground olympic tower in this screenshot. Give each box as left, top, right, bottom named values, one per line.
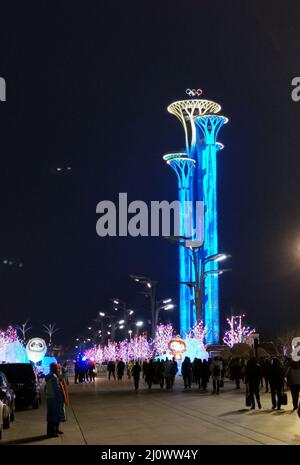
left=163, top=89, right=228, bottom=343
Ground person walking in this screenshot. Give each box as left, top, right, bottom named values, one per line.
left=245, top=357, right=262, bottom=410
left=261, top=358, right=270, bottom=393
left=193, top=358, right=202, bottom=389
left=132, top=361, right=141, bottom=391
left=230, top=358, right=242, bottom=389
left=145, top=359, right=155, bottom=389
left=171, top=358, right=178, bottom=387
left=181, top=356, right=192, bottom=389
left=74, top=360, right=80, bottom=384
left=45, top=363, right=65, bottom=438
left=269, top=357, right=285, bottom=410
left=285, top=360, right=300, bottom=411
left=142, top=361, right=148, bottom=380
left=127, top=360, right=133, bottom=379
left=210, top=357, right=223, bottom=394
left=61, top=362, right=69, bottom=386
left=163, top=359, right=173, bottom=390
left=107, top=360, right=116, bottom=380
left=117, top=360, right=125, bottom=381
left=202, top=359, right=210, bottom=391
left=88, top=359, right=96, bottom=382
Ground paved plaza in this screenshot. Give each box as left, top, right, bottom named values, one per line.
left=2, top=375, right=300, bottom=445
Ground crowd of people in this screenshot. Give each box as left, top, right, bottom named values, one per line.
left=86, top=355, right=300, bottom=414
left=43, top=353, right=300, bottom=439
left=74, top=358, right=96, bottom=383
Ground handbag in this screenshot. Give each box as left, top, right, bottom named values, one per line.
left=245, top=385, right=251, bottom=407
left=280, top=392, right=288, bottom=406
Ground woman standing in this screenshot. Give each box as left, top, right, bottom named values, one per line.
left=45, top=363, right=66, bottom=438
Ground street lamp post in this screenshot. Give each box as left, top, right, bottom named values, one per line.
left=130, top=275, right=157, bottom=339
left=165, top=236, right=231, bottom=324
left=111, top=298, right=135, bottom=327
left=130, top=275, right=174, bottom=339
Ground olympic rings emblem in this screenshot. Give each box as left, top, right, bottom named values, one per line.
left=186, top=88, right=203, bottom=97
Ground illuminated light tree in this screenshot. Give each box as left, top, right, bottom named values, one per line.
left=43, top=322, right=59, bottom=346
left=223, top=315, right=256, bottom=348
left=16, top=320, right=32, bottom=342
left=84, top=346, right=97, bottom=360
left=95, top=345, right=104, bottom=364
left=5, top=325, right=18, bottom=342
left=186, top=320, right=207, bottom=345
left=103, top=340, right=117, bottom=362
left=117, top=340, right=129, bottom=363
left=154, top=323, right=175, bottom=356
left=128, top=334, right=153, bottom=361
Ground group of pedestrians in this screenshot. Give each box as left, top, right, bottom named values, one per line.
left=243, top=356, right=300, bottom=411
left=107, top=360, right=126, bottom=381
left=74, top=358, right=96, bottom=383
left=74, top=353, right=300, bottom=416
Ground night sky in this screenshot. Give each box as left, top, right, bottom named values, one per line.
left=0, top=1, right=300, bottom=346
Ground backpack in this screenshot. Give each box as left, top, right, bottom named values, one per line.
left=213, top=365, right=220, bottom=377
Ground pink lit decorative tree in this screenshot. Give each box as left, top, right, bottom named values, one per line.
left=223, top=315, right=255, bottom=348
left=154, top=323, right=174, bottom=356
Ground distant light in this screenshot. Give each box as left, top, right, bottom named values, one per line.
left=136, top=321, right=143, bottom=327
left=67, top=166, right=72, bottom=170
left=118, top=320, right=125, bottom=324
left=90, top=357, right=95, bottom=361
left=134, top=278, right=140, bottom=282
left=214, top=254, right=227, bottom=262
left=9, top=261, right=13, bottom=265
left=56, top=167, right=62, bottom=172
left=128, top=330, right=133, bottom=334
left=76, top=338, right=79, bottom=341
left=99, top=312, right=105, bottom=317
left=129, top=310, right=134, bottom=315
left=147, top=282, right=151, bottom=288
left=75, top=345, right=78, bottom=348
left=3, top=260, right=7, bottom=264
left=114, top=307, right=118, bottom=311
left=119, top=325, right=124, bottom=329
left=19, top=263, right=23, bottom=267
left=108, top=324, right=112, bottom=328
left=164, top=304, right=174, bottom=310
left=88, top=327, right=92, bottom=330
left=163, top=299, right=172, bottom=304
left=87, top=338, right=91, bottom=342
left=107, top=331, right=111, bottom=335
left=113, top=299, right=119, bottom=305
left=82, top=356, right=87, bottom=361
left=98, top=330, right=101, bottom=334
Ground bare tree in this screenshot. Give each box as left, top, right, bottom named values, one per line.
left=277, top=328, right=300, bottom=356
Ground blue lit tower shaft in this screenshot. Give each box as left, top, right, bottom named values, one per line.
left=164, top=155, right=195, bottom=337
left=195, top=115, right=228, bottom=343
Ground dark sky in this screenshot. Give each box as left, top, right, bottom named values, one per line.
left=0, top=0, right=300, bottom=346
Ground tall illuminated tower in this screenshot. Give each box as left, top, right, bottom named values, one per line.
left=163, top=153, right=195, bottom=336
left=164, top=89, right=228, bottom=343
